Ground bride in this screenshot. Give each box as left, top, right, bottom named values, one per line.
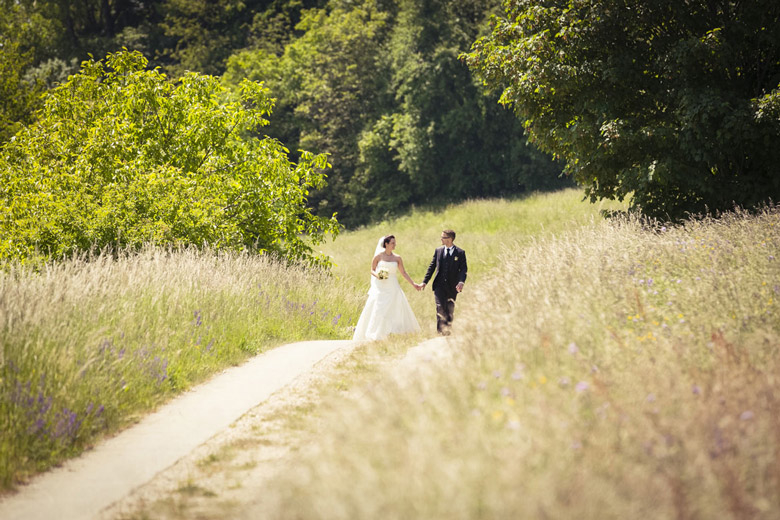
left=353, top=235, right=422, bottom=341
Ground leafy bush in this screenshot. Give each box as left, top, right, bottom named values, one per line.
left=0, top=50, right=340, bottom=266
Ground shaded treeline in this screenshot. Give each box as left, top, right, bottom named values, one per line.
left=1, top=0, right=566, bottom=228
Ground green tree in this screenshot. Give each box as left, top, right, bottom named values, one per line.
left=225, top=0, right=566, bottom=227
left=373, top=0, right=563, bottom=212
left=0, top=1, right=58, bottom=143
left=466, top=0, right=780, bottom=219
left=225, top=0, right=394, bottom=224
left=2, top=0, right=164, bottom=61
left=0, top=40, right=41, bottom=144
left=0, top=50, right=340, bottom=266
left=158, top=0, right=326, bottom=76
left=159, top=0, right=250, bottom=76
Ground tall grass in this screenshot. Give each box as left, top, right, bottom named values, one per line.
left=0, top=188, right=612, bottom=491
left=319, top=189, right=622, bottom=332
left=0, top=247, right=361, bottom=489
left=262, top=207, right=780, bottom=519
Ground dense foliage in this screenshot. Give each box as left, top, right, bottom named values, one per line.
left=1, top=0, right=566, bottom=229
left=466, top=0, right=780, bottom=219
left=224, top=0, right=566, bottom=225
left=0, top=4, right=50, bottom=143
left=0, top=0, right=325, bottom=143
left=0, top=51, right=339, bottom=266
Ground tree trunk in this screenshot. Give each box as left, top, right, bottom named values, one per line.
left=101, top=0, right=115, bottom=36
left=58, top=0, right=79, bottom=46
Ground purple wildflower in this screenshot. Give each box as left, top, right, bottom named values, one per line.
left=53, top=408, right=80, bottom=441
left=575, top=381, right=589, bottom=393
left=31, top=418, right=46, bottom=435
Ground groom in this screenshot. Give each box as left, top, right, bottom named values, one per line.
left=421, top=229, right=467, bottom=335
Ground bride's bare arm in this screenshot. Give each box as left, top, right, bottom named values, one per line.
left=371, top=254, right=381, bottom=277
left=396, top=257, right=417, bottom=286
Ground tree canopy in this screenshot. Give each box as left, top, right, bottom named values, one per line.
left=466, top=0, right=780, bottom=219
left=224, top=0, right=566, bottom=226
left=0, top=51, right=339, bottom=266
left=1, top=0, right=567, bottom=230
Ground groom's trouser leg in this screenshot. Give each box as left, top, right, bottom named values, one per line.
left=434, top=288, right=456, bottom=334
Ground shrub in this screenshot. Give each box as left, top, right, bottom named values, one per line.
left=0, top=50, right=340, bottom=266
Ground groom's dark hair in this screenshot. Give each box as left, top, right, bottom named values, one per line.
left=442, top=229, right=455, bottom=240
left=382, top=235, right=395, bottom=247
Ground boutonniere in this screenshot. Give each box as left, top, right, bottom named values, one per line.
left=454, top=256, right=459, bottom=261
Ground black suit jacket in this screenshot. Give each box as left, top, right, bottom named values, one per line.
left=423, top=245, right=467, bottom=297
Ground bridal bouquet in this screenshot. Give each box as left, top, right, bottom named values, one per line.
left=377, top=269, right=389, bottom=279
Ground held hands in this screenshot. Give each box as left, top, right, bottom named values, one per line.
left=411, top=282, right=461, bottom=292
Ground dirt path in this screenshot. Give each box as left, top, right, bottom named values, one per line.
left=101, top=336, right=450, bottom=520
left=0, top=339, right=360, bottom=520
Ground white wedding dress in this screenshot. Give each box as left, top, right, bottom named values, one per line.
left=353, top=260, right=421, bottom=341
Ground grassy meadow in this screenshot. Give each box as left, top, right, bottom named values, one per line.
left=318, top=189, right=622, bottom=333
left=257, top=205, right=780, bottom=519
left=7, top=186, right=778, bottom=520
left=0, top=188, right=613, bottom=490
left=0, top=247, right=360, bottom=489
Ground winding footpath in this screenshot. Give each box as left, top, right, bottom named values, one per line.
left=0, top=339, right=359, bottom=520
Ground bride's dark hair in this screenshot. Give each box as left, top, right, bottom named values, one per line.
left=382, top=235, right=395, bottom=247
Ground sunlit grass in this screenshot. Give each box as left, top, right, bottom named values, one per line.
left=0, top=188, right=612, bottom=491
left=262, top=206, right=780, bottom=519
left=0, top=247, right=360, bottom=489
left=319, top=188, right=622, bottom=333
